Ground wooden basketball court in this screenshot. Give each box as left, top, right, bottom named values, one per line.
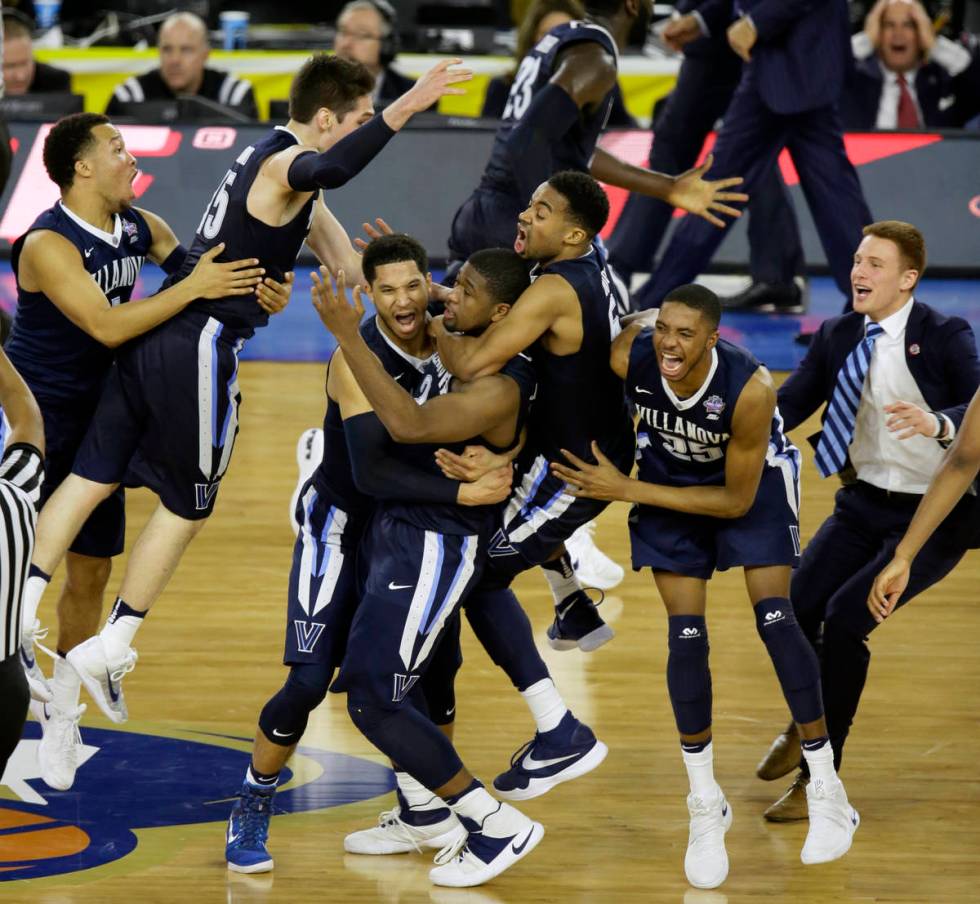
left=4, top=361, right=978, bottom=903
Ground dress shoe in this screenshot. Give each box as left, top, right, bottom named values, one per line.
left=764, top=772, right=809, bottom=822
left=721, top=281, right=804, bottom=313
left=756, top=721, right=800, bottom=781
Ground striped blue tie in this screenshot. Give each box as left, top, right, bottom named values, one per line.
left=814, top=322, right=884, bottom=478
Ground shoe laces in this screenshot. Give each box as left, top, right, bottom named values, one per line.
left=373, top=808, right=424, bottom=854
left=49, top=703, right=87, bottom=753
left=109, top=649, right=138, bottom=683
left=433, top=830, right=471, bottom=866
left=239, top=787, right=274, bottom=845
left=688, top=793, right=726, bottom=841
left=23, top=620, right=56, bottom=661
left=507, top=736, right=537, bottom=769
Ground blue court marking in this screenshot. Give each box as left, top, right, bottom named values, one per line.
left=1, top=262, right=977, bottom=370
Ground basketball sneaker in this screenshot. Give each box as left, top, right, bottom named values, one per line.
left=800, top=777, right=859, bottom=864
left=31, top=699, right=86, bottom=791
left=345, top=805, right=466, bottom=855
left=546, top=590, right=614, bottom=652
left=429, top=802, right=544, bottom=887
left=289, top=428, right=324, bottom=535
left=565, top=521, right=624, bottom=590
left=20, top=619, right=53, bottom=702
left=685, top=787, right=732, bottom=889
left=226, top=781, right=275, bottom=873
left=65, top=635, right=137, bottom=723
left=493, top=711, right=608, bottom=801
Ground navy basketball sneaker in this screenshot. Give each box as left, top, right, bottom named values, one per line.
left=226, top=781, right=275, bottom=873
left=546, top=590, right=614, bottom=652
left=493, top=711, right=608, bottom=800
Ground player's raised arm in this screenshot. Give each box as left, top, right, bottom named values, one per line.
left=305, top=198, right=364, bottom=285
left=610, top=322, right=645, bottom=380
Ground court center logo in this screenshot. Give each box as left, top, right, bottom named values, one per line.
left=0, top=722, right=394, bottom=881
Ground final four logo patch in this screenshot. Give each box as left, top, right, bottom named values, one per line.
left=703, top=395, right=726, bottom=420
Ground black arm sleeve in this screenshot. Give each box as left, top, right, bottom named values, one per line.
left=160, top=244, right=188, bottom=275
left=287, top=114, right=396, bottom=192
left=345, top=412, right=460, bottom=504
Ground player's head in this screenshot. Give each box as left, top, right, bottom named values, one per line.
left=585, top=0, right=652, bottom=45
left=877, top=0, right=927, bottom=73
left=2, top=11, right=37, bottom=96
left=289, top=53, right=375, bottom=149
left=852, top=220, right=925, bottom=319
left=158, top=12, right=210, bottom=95
left=446, top=249, right=531, bottom=334
left=514, top=0, right=583, bottom=64
left=655, top=284, right=721, bottom=384
left=362, top=234, right=432, bottom=342
left=43, top=113, right=138, bottom=208
left=516, top=170, right=609, bottom=262
left=334, top=1, right=396, bottom=75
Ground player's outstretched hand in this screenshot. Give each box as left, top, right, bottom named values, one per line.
left=436, top=444, right=511, bottom=481
left=551, top=441, right=630, bottom=501
left=867, top=554, right=911, bottom=623
left=457, top=464, right=513, bottom=506
left=384, top=59, right=472, bottom=129
left=188, top=242, right=265, bottom=299
left=353, top=217, right=394, bottom=252
left=310, top=266, right=364, bottom=341
left=670, top=154, right=748, bottom=228
left=256, top=271, right=294, bottom=315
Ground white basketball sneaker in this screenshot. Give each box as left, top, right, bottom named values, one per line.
left=801, top=777, right=859, bottom=864
left=685, top=788, right=732, bottom=889
left=20, top=619, right=53, bottom=702
left=429, top=802, right=544, bottom=888
left=345, top=806, right=466, bottom=855
left=66, top=635, right=137, bottom=723
left=565, top=521, right=624, bottom=590
left=31, top=699, right=86, bottom=791
left=289, top=428, right=324, bottom=535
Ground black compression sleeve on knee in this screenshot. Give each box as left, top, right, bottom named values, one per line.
left=666, top=615, right=712, bottom=736
left=258, top=663, right=331, bottom=745
left=505, top=82, right=581, bottom=204
left=465, top=587, right=549, bottom=691
left=287, top=114, right=396, bottom=191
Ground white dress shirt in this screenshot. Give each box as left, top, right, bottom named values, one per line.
left=850, top=297, right=954, bottom=493
left=875, top=63, right=923, bottom=129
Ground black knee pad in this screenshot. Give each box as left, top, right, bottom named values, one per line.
left=754, top=598, right=823, bottom=724
left=258, top=663, right=331, bottom=746
left=666, top=615, right=712, bottom=736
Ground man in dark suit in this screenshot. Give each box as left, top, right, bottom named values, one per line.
left=631, top=0, right=873, bottom=311
left=840, top=0, right=980, bottom=130
left=607, top=0, right=805, bottom=311
left=2, top=11, right=71, bottom=95
left=758, top=220, right=980, bottom=820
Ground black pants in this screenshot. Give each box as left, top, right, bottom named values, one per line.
left=0, top=653, right=29, bottom=777
left=792, top=482, right=969, bottom=771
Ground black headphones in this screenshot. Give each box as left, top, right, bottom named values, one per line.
left=366, top=0, right=400, bottom=68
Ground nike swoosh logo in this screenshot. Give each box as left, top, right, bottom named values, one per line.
left=445, top=705, right=456, bottom=717
left=511, top=827, right=534, bottom=855
left=394, top=373, right=403, bottom=382
left=634, top=386, right=654, bottom=395
left=20, top=647, right=35, bottom=669
left=227, top=827, right=240, bottom=845
left=106, top=670, right=120, bottom=703
left=522, top=751, right=579, bottom=770
left=557, top=598, right=577, bottom=619
left=722, top=804, right=728, bottom=817
left=388, top=581, right=412, bottom=591
left=272, top=728, right=294, bottom=738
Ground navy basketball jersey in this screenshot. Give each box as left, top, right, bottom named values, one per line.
left=166, top=126, right=316, bottom=338
left=385, top=352, right=538, bottom=536
left=6, top=202, right=152, bottom=404
left=525, top=245, right=632, bottom=466
left=480, top=20, right=618, bottom=196
left=313, top=316, right=442, bottom=525
left=627, top=331, right=799, bottom=487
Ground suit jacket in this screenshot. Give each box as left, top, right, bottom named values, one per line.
left=29, top=61, right=72, bottom=93
left=778, top=300, right=980, bottom=542
left=840, top=54, right=980, bottom=130
left=376, top=67, right=415, bottom=109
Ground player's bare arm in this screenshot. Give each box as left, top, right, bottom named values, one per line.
left=553, top=367, right=775, bottom=517
left=306, top=198, right=363, bottom=284
left=610, top=322, right=645, bottom=379
left=0, top=347, right=44, bottom=453
left=869, top=386, right=980, bottom=621
left=18, top=231, right=264, bottom=348
left=431, top=275, right=578, bottom=381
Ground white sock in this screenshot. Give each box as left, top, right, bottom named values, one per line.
left=396, top=771, right=445, bottom=812
left=682, top=741, right=718, bottom=797
left=446, top=784, right=499, bottom=826
left=801, top=739, right=837, bottom=784
left=521, top=678, right=568, bottom=733
left=101, top=598, right=145, bottom=651
left=21, top=573, right=50, bottom=637
left=542, top=553, right=580, bottom=605
left=52, top=656, right=81, bottom=711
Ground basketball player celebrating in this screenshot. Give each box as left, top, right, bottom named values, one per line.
left=7, top=112, right=287, bottom=790
left=552, top=285, right=859, bottom=887
left=20, top=54, right=470, bottom=730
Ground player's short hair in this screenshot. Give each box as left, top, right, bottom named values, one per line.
left=862, top=220, right=926, bottom=284
left=547, top=170, right=609, bottom=239
left=663, top=283, right=721, bottom=330
left=43, top=112, right=111, bottom=191
left=466, top=248, right=531, bottom=307
left=289, top=53, right=375, bottom=123
left=362, top=234, right=429, bottom=284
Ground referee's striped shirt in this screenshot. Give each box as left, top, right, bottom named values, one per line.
left=0, top=442, right=43, bottom=660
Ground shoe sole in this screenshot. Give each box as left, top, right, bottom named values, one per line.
left=344, top=821, right=466, bottom=855
left=546, top=624, right=615, bottom=653
left=494, top=740, right=609, bottom=801
left=65, top=652, right=126, bottom=724
left=429, top=821, right=545, bottom=888
left=227, top=858, right=274, bottom=874
left=800, top=809, right=859, bottom=865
